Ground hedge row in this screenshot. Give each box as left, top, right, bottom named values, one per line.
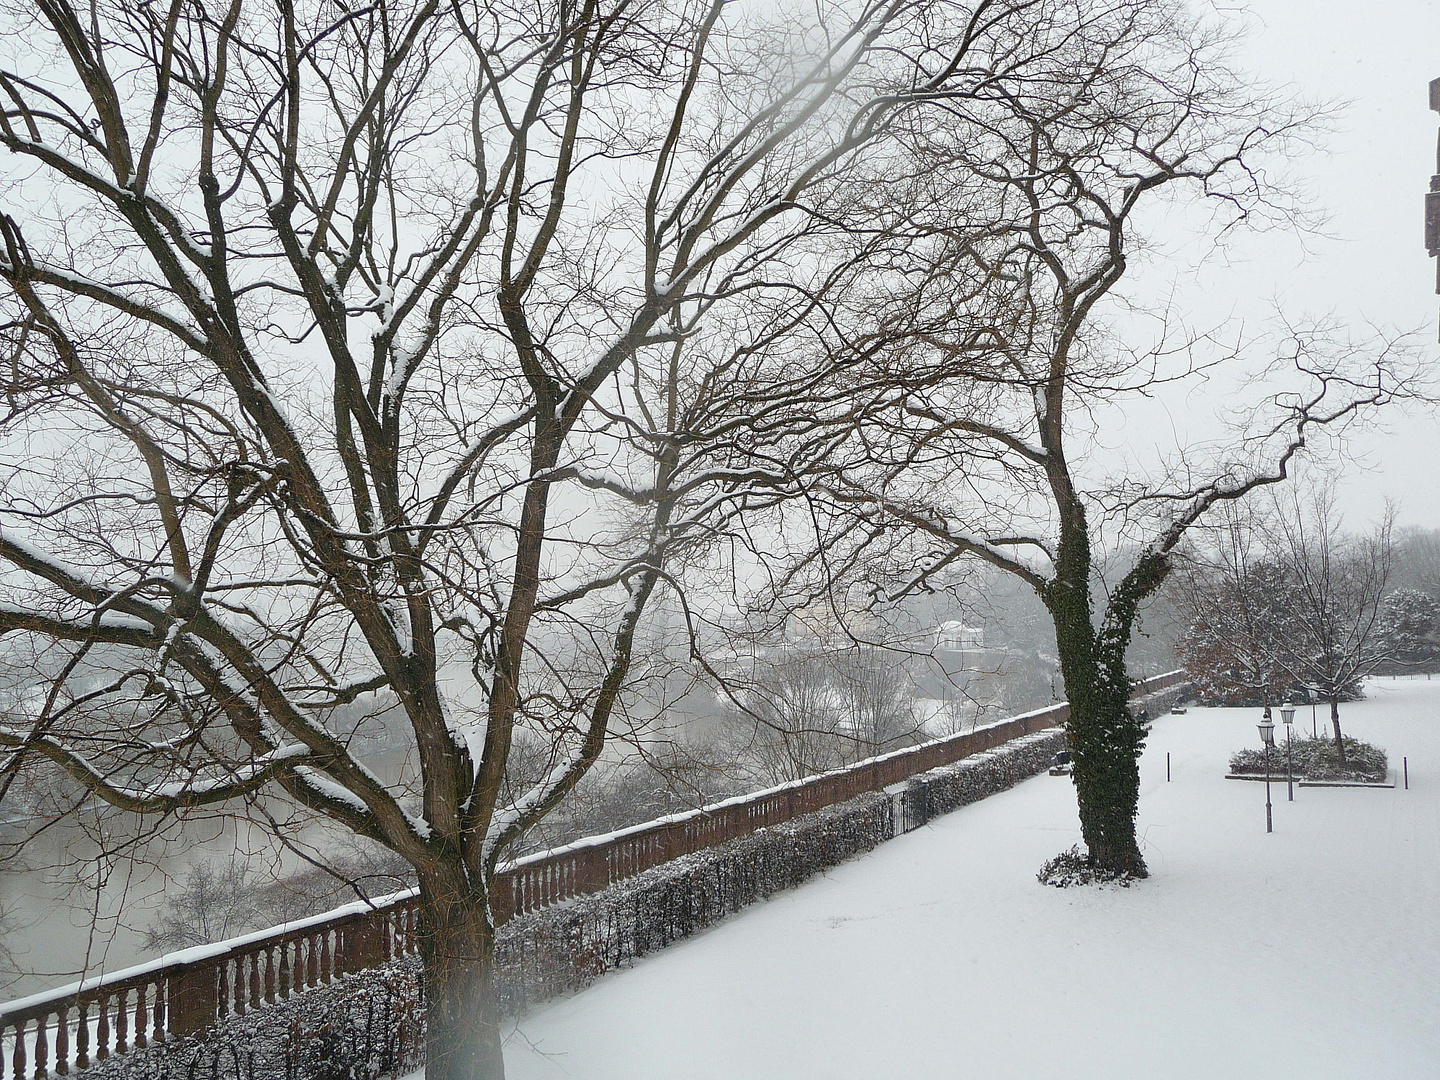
left=494, top=788, right=895, bottom=1013
left=80, top=959, right=427, bottom=1080
left=903, top=730, right=1066, bottom=829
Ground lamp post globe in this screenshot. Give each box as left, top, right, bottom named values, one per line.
left=1280, top=703, right=1296, bottom=801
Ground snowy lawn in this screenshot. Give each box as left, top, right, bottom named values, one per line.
left=497, top=678, right=1440, bottom=1079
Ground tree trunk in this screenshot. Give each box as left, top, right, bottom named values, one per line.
left=1062, top=659, right=1148, bottom=876
left=1329, top=694, right=1347, bottom=767
left=418, top=874, right=506, bottom=1080
left=1048, top=572, right=1148, bottom=877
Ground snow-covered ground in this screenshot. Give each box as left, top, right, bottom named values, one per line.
left=498, top=678, right=1440, bottom=1079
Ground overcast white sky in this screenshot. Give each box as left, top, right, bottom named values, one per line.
left=1128, top=0, right=1440, bottom=531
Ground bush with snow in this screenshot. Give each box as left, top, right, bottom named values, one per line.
left=1036, top=846, right=1142, bottom=888
left=1228, top=735, right=1388, bottom=782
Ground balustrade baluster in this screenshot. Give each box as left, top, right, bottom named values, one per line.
left=319, top=933, right=331, bottom=984
left=232, top=956, right=246, bottom=1017
left=274, top=943, right=288, bottom=999
left=31, top=1011, right=47, bottom=1079
left=94, top=996, right=109, bottom=1060
left=217, top=962, right=230, bottom=1020
left=305, top=935, right=318, bottom=988
left=249, top=953, right=261, bottom=1009
left=291, top=941, right=303, bottom=996
left=382, top=914, right=396, bottom=960
left=265, top=947, right=277, bottom=1003
left=133, top=985, right=147, bottom=1048
left=12, top=1020, right=26, bottom=1080
left=113, top=990, right=128, bottom=1053
left=54, top=1007, right=68, bottom=1075
left=74, top=1004, right=88, bottom=1070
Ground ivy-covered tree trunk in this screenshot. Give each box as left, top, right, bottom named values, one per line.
left=1047, top=585, right=1149, bottom=875
left=1060, top=651, right=1148, bottom=874
left=1042, top=514, right=1166, bottom=877
left=417, top=870, right=506, bottom=1080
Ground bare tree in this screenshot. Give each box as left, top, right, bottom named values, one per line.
left=1167, top=484, right=1405, bottom=760
left=742, top=0, right=1417, bottom=875
left=1168, top=505, right=1299, bottom=707
left=724, top=652, right=847, bottom=785
left=1264, top=487, right=1395, bottom=764
left=0, top=0, right=1058, bottom=1074
left=835, top=645, right=923, bottom=759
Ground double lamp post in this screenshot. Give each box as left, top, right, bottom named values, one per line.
left=1257, top=702, right=1297, bottom=834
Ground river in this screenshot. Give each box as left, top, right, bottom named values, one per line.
left=0, top=804, right=362, bottom=1002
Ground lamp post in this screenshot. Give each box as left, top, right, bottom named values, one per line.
left=1258, top=710, right=1275, bottom=834
left=1280, top=702, right=1296, bottom=801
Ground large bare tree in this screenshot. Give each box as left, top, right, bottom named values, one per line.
left=743, top=0, right=1419, bottom=875
left=0, top=0, right=1069, bottom=1074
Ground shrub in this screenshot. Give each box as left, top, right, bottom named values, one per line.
left=1037, top=846, right=1142, bottom=888
left=1228, top=735, right=1387, bottom=782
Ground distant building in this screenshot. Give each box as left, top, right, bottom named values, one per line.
left=784, top=603, right=874, bottom=646
left=935, top=621, right=984, bottom=653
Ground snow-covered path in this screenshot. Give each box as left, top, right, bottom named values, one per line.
left=502, top=679, right=1440, bottom=1079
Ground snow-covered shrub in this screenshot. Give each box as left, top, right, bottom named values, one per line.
left=1130, top=682, right=1193, bottom=718
left=494, top=791, right=896, bottom=1012
left=1229, top=736, right=1388, bottom=782
left=1036, top=846, right=1140, bottom=888
left=80, top=960, right=425, bottom=1080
